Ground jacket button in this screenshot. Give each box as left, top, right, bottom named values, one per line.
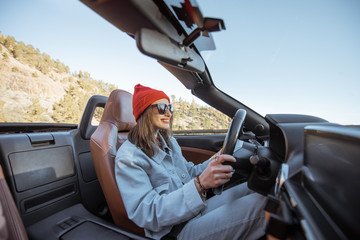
left=181, top=173, right=186, bottom=178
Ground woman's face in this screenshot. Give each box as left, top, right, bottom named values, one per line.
left=150, top=98, right=172, bottom=130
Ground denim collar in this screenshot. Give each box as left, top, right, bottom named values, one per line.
left=152, top=133, right=171, bottom=164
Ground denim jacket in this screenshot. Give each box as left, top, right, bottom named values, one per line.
left=115, top=135, right=210, bottom=239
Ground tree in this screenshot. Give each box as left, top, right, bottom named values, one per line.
left=2, top=52, right=8, bottom=60
left=12, top=44, right=23, bottom=59
left=55, top=60, right=69, bottom=73
left=0, top=33, right=5, bottom=44
left=36, top=60, right=50, bottom=74
left=191, top=99, right=196, bottom=108
left=4, top=36, right=15, bottom=49
left=84, top=71, right=91, bottom=79
left=204, top=118, right=212, bottom=129
left=52, top=85, right=82, bottom=123
left=42, top=53, right=54, bottom=69
left=78, top=70, right=83, bottom=79
left=24, top=98, right=49, bottom=122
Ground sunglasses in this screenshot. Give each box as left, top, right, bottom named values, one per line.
left=151, top=103, right=174, bottom=115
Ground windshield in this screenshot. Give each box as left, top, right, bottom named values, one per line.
left=197, top=0, right=360, bottom=125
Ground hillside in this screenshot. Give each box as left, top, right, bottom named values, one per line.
left=0, top=33, right=230, bottom=130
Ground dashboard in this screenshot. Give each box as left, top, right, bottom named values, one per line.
left=264, top=114, right=360, bottom=239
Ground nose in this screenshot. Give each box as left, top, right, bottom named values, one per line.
left=164, top=108, right=172, bottom=116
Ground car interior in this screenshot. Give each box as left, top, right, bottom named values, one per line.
left=0, top=90, right=149, bottom=239
left=0, top=0, right=359, bottom=239
left=1, top=87, right=359, bottom=240
left=0, top=82, right=222, bottom=239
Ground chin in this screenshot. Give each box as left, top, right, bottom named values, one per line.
left=160, top=124, right=170, bottom=130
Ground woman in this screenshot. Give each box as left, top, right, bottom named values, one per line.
left=115, top=84, right=267, bottom=240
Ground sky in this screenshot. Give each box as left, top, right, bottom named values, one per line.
left=1, top=0, right=359, bottom=125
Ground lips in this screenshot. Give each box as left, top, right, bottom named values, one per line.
left=161, top=118, right=170, bottom=124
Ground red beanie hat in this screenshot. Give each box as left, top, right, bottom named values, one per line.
left=132, top=84, right=170, bottom=121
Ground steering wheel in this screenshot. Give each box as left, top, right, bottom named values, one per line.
left=213, top=109, right=247, bottom=195
left=214, top=109, right=279, bottom=196
left=222, top=109, right=246, bottom=155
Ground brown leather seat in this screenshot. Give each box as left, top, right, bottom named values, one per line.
left=0, top=165, right=28, bottom=240
left=90, top=89, right=144, bottom=236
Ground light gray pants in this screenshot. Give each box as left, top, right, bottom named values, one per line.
left=177, top=183, right=267, bottom=240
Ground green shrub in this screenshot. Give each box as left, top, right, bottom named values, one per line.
left=2, top=52, right=8, bottom=60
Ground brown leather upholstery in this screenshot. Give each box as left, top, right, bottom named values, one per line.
left=90, top=89, right=144, bottom=235
left=0, top=165, right=28, bottom=240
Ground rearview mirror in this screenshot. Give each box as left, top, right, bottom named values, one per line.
left=183, top=18, right=225, bottom=46
left=136, top=28, right=205, bottom=73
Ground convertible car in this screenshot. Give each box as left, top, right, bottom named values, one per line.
left=0, top=0, right=359, bottom=239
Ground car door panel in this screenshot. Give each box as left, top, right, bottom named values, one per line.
left=175, top=134, right=225, bottom=164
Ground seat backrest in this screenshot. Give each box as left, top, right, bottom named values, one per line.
left=90, top=89, right=144, bottom=235
left=0, top=165, right=29, bottom=240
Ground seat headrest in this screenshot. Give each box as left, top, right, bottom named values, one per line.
left=100, top=89, right=136, bottom=131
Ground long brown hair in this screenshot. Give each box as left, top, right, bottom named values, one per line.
left=128, top=106, right=173, bottom=158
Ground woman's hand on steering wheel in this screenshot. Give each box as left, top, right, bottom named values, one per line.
left=212, top=109, right=247, bottom=194
left=199, top=154, right=236, bottom=189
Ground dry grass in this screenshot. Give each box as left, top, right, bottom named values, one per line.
left=1, top=46, right=68, bottom=121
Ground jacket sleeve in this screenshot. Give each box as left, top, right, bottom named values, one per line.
left=115, top=143, right=206, bottom=233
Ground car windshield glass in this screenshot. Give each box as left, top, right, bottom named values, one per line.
left=197, top=0, right=360, bottom=126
